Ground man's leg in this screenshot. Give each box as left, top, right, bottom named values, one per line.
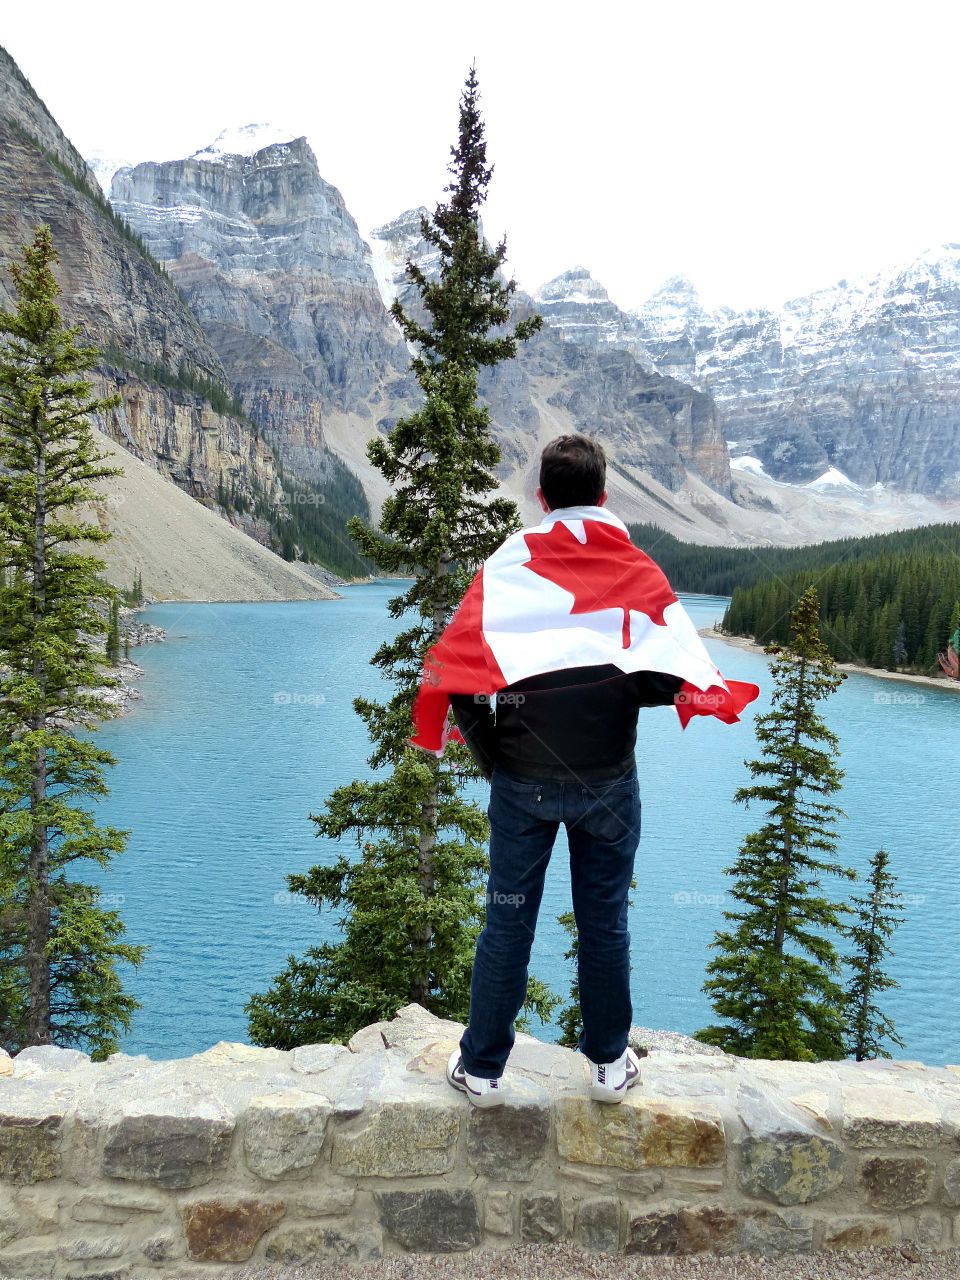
left=459, top=769, right=560, bottom=1078
left=565, top=769, right=641, bottom=1065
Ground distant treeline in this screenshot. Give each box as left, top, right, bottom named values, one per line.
left=218, top=453, right=374, bottom=580
left=628, top=521, right=960, bottom=673
left=275, top=455, right=374, bottom=579
left=101, top=346, right=247, bottom=419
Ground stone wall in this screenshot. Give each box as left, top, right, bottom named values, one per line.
left=2, top=1004, right=960, bottom=1276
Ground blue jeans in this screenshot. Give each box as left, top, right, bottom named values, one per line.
left=458, top=761, right=642, bottom=1077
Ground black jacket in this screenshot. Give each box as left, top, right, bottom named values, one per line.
left=449, top=664, right=684, bottom=783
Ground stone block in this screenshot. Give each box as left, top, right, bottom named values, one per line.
left=616, top=1171, right=664, bottom=1196
left=181, top=1197, right=286, bottom=1262
left=575, top=1197, right=620, bottom=1252
left=466, top=1102, right=549, bottom=1180
left=379, top=1004, right=467, bottom=1051
left=243, top=1090, right=331, bottom=1179
left=944, top=1156, right=960, bottom=1206
left=841, top=1085, right=941, bottom=1148
left=14, top=1047, right=90, bottom=1072
left=290, top=1044, right=348, bottom=1075
left=738, top=1209, right=814, bottom=1253
left=0, top=1245, right=57, bottom=1277
left=626, top=1205, right=738, bottom=1255
left=483, top=1191, right=514, bottom=1236
left=294, top=1188, right=356, bottom=1217
left=737, top=1132, right=844, bottom=1205
left=404, top=1039, right=459, bottom=1075
left=101, top=1106, right=234, bottom=1189
left=520, top=1192, right=563, bottom=1242
left=347, top=1023, right=389, bottom=1053
left=916, top=1211, right=944, bottom=1247
left=264, top=1223, right=382, bottom=1263
left=736, top=1080, right=845, bottom=1205
left=375, top=1188, right=480, bottom=1252
left=332, top=1100, right=458, bottom=1176
left=822, top=1215, right=900, bottom=1249
left=0, top=1106, right=63, bottom=1185
left=141, top=1234, right=183, bottom=1262
left=556, top=1095, right=724, bottom=1170
left=59, top=1235, right=127, bottom=1260
left=858, top=1155, right=933, bottom=1209
left=67, top=1192, right=165, bottom=1224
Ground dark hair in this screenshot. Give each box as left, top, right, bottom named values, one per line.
left=539, top=434, right=606, bottom=510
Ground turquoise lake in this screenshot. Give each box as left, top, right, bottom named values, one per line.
left=85, top=583, right=960, bottom=1064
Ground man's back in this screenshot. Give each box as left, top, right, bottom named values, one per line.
left=450, top=663, right=683, bottom=782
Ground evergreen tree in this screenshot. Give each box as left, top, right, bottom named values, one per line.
left=105, top=596, right=121, bottom=666
left=246, top=66, right=550, bottom=1047
left=0, top=224, right=146, bottom=1057
left=555, top=912, right=582, bottom=1050
left=845, top=848, right=905, bottom=1061
left=695, top=586, right=856, bottom=1061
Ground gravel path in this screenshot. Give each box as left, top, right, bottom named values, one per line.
left=221, top=1242, right=960, bottom=1280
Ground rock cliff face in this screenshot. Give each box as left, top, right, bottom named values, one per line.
left=633, top=255, right=960, bottom=496
left=369, top=218, right=732, bottom=498
left=0, top=48, right=280, bottom=531
left=109, top=127, right=413, bottom=485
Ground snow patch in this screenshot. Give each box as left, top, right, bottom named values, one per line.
left=191, top=123, right=300, bottom=162
left=729, top=455, right=770, bottom=478
left=805, top=466, right=863, bottom=492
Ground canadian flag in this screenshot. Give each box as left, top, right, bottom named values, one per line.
left=408, top=506, right=761, bottom=754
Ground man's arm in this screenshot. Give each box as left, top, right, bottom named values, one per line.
left=450, top=691, right=499, bottom=778
left=449, top=693, right=498, bottom=782
left=628, top=670, right=686, bottom=707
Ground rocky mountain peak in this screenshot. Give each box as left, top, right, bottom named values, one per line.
left=635, top=274, right=710, bottom=333
left=190, top=123, right=301, bottom=163
left=535, top=266, right=611, bottom=305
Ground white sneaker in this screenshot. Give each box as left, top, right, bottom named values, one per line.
left=446, top=1048, right=505, bottom=1109
left=587, top=1046, right=642, bottom=1103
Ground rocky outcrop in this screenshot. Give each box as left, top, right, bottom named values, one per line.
left=109, top=127, right=413, bottom=485
left=0, top=48, right=281, bottom=530
left=632, top=256, right=960, bottom=496
left=1, top=1003, right=960, bottom=1272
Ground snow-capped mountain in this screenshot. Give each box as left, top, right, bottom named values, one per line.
left=533, top=267, right=654, bottom=371
left=629, top=250, right=960, bottom=495
left=107, top=127, right=414, bottom=486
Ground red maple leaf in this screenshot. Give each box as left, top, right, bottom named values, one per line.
left=522, top=520, right=677, bottom=647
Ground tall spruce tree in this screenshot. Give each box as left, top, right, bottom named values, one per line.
left=0, top=224, right=146, bottom=1057
left=246, top=66, right=550, bottom=1047
left=695, top=586, right=856, bottom=1061
left=845, top=847, right=905, bottom=1061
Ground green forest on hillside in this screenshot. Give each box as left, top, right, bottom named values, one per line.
left=629, top=521, right=960, bottom=673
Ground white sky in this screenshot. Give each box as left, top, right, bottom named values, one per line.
left=4, top=0, right=959, bottom=312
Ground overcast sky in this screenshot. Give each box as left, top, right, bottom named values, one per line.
left=4, top=1, right=958, bottom=311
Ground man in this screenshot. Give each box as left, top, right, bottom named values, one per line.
left=407, top=434, right=759, bottom=1108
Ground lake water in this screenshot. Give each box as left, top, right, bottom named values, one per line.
left=84, top=583, right=960, bottom=1064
